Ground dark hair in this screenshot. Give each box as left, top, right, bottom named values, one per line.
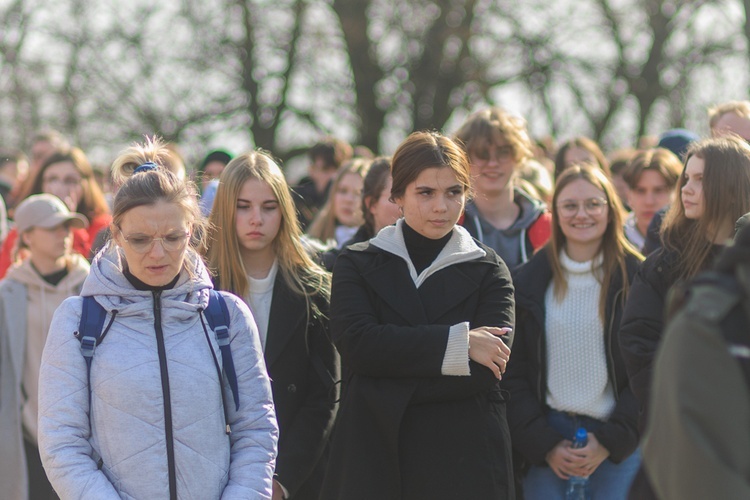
left=554, top=137, right=611, bottom=179
left=361, top=156, right=392, bottom=236
left=198, top=150, right=232, bottom=175
left=662, top=136, right=750, bottom=280
left=622, top=148, right=681, bottom=190
left=390, top=131, right=472, bottom=201
left=608, top=149, right=637, bottom=176
left=31, top=147, right=110, bottom=219
left=307, top=137, right=353, bottom=170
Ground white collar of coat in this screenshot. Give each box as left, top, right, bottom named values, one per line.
left=367, top=218, right=486, bottom=288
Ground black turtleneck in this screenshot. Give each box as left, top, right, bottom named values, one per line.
left=124, top=267, right=180, bottom=292
left=31, top=262, right=70, bottom=286
left=402, top=222, right=452, bottom=274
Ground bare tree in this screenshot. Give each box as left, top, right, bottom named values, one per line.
left=0, top=0, right=45, bottom=149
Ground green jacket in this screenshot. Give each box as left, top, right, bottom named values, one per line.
left=643, top=265, right=750, bottom=499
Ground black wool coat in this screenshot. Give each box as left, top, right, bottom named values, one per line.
left=618, top=248, right=679, bottom=434
left=320, top=240, right=516, bottom=500
left=504, top=247, right=639, bottom=468
left=217, top=273, right=340, bottom=500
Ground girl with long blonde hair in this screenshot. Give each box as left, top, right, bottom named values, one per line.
left=205, top=151, right=339, bottom=500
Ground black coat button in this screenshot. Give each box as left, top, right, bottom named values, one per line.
left=287, top=384, right=297, bottom=393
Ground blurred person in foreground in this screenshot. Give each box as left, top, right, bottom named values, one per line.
left=643, top=212, right=750, bottom=499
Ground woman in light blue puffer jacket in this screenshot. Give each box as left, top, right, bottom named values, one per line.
left=37, top=137, right=278, bottom=500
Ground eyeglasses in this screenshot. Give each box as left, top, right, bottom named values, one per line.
left=556, top=197, right=608, bottom=218
left=120, top=230, right=190, bottom=253
left=472, top=145, right=515, bottom=163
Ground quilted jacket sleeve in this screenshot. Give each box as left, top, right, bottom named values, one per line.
left=37, top=296, right=121, bottom=499
left=220, top=293, right=279, bottom=500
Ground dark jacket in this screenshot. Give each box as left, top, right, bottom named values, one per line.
left=266, top=274, right=339, bottom=500
left=641, top=206, right=667, bottom=256
left=643, top=260, right=750, bottom=499
left=619, top=245, right=720, bottom=500
left=618, top=248, right=679, bottom=433
left=216, top=273, right=340, bottom=500
left=321, top=225, right=516, bottom=500
left=504, top=247, right=640, bottom=468
left=292, top=177, right=330, bottom=231
left=320, top=224, right=372, bottom=272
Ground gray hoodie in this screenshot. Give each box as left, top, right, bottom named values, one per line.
left=38, top=245, right=278, bottom=499
left=461, top=187, right=548, bottom=268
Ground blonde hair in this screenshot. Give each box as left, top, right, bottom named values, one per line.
left=548, top=164, right=643, bottom=319
left=307, top=158, right=370, bottom=243
left=109, top=136, right=204, bottom=265
left=205, top=151, right=330, bottom=310
left=708, top=100, right=750, bottom=130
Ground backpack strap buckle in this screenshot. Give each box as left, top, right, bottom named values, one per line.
left=80, top=335, right=97, bottom=359
left=214, top=326, right=230, bottom=346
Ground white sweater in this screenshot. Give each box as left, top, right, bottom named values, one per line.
left=544, top=251, right=615, bottom=420
left=244, top=259, right=278, bottom=352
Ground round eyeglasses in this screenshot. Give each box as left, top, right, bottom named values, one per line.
left=556, top=197, right=608, bottom=218
left=120, top=231, right=190, bottom=254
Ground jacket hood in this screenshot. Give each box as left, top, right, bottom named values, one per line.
left=6, top=253, right=90, bottom=293
left=80, top=242, right=213, bottom=319
left=367, top=219, right=485, bottom=287
left=465, top=186, right=546, bottom=234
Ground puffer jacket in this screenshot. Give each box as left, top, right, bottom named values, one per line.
left=38, top=246, right=278, bottom=500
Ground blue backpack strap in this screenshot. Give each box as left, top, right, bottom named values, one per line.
left=77, top=297, right=108, bottom=387
left=204, top=290, right=240, bottom=411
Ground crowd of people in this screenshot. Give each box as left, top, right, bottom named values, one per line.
left=2, top=100, right=750, bottom=500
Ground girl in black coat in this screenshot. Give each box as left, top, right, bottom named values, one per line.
left=204, top=151, right=340, bottom=500
left=619, top=136, right=750, bottom=498
left=321, top=131, right=516, bottom=500
left=505, top=165, right=643, bottom=499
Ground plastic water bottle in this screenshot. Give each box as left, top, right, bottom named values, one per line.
left=565, top=427, right=591, bottom=500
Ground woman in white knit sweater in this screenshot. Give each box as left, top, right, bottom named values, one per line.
left=504, top=164, right=643, bottom=499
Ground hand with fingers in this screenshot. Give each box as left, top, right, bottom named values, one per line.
left=546, top=433, right=611, bottom=480
left=567, top=432, right=610, bottom=477
left=469, top=326, right=512, bottom=380
left=545, top=440, right=588, bottom=480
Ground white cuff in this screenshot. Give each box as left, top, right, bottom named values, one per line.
left=441, top=322, right=471, bottom=376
